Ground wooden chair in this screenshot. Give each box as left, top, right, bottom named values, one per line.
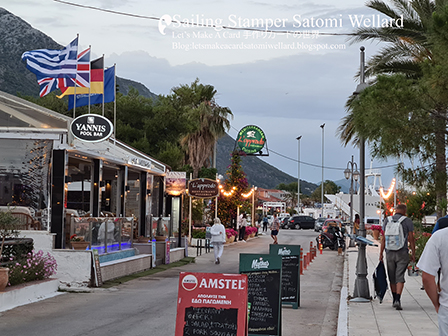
left=11, top=212, right=41, bottom=230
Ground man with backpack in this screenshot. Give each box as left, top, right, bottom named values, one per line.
left=379, top=204, right=415, bottom=310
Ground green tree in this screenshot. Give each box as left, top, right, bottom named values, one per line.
left=176, top=79, right=233, bottom=178
left=339, top=0, right=448, bottom=216
left=310, top=180, right=341, bottom=202
left=215, top=151, right=250, bottom=226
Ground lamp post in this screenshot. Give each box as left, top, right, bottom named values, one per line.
left=344, top=156, right=359, bottom=228
left=320, top=124, right=325, bottom=218
left=351, top=46, right=370, bottom=301
left=252, top=186, right=257, bottom=226
left=296, top=136, right=302, bottom=214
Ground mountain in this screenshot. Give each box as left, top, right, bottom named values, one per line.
left=217, top=133, right=318, bottom=192
left=0, top=8, right=158, bottom=100
left=335, top=178, right=350, bottom=194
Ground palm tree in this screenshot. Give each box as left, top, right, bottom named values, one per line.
left=177, top=79, right=233, bottom=178
left=339, top=0, right=448, bottom=216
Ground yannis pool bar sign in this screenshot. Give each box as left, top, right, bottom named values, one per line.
left=237, top=125, right=266, bottom=154
left=70, top=114, right=113, bottom=142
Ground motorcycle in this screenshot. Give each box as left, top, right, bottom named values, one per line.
left=316, top=226, right=346, bottom=251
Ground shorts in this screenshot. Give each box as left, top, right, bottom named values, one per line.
left=386, top=249, right=409, bottom=284
left=271, top=230, right=278, bottom=236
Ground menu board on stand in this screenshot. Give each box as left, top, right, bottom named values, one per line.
left=239, top=253, right=283, bottom=336
left=269, top=244, right=301, bottom=309
left=175, top=272, right=248, bottom=336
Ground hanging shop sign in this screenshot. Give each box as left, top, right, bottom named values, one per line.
left=237, top=125, right=266, bottom=154
left=166, top=172, right=187, bottom=196
left=188, top=178, right=219, bottom=198
left=70, top=114, right=113, bottom=142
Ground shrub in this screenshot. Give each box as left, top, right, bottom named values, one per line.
left=7, top=250, right=57, bottom=286
left=414, top=231, right=432, bottom=262
left=192, top=229, right=206, bottom=239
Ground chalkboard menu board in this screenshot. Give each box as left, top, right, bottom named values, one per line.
left=269, top=244, right=301, bottom=309
left=240, top=253, right=282, bottom=336
left=183, top=307, right=238, bottom=335
left=175, top=272, right=248, bottom=336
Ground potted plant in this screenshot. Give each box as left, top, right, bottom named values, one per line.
left=371, top=224, right=382, bottom=240
left=0, top=208, right=19, bottom=291
left=70, top=234, right=90, bottom=250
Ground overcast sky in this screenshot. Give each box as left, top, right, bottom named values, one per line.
left=4, top=0, right=400, bottom=188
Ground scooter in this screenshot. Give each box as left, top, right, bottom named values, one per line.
left=316, top=227, right=346, bottom=251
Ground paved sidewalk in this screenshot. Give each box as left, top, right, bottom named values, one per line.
left=341, top=236, right=439, bottom=336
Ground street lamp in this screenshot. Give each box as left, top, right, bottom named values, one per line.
left=320, top=123, right=325, bottom=218
left=252, top=186, right=258, bottom=227
left=296, top=136, right=302, bottom=214
left=344, top=156, right=359, bottom=228
left=351, top=46, right=370, bottom=301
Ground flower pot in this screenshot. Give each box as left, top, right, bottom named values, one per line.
left=372, top=229, right=380, bottom=240
left=155, top=236, right=167, bottom=242
left=0, top=267, right=9, bottom=291
left=226, top=236, right=235, bottom=244
left=71, top=241, right=90, bottom=250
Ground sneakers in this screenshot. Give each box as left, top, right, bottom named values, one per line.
left=393, top=300, right=402, bottom=310
left=217, top=257, right=220, bottom=264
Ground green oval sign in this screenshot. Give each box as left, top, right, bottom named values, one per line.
left=237, top=125, right=266, bottom=154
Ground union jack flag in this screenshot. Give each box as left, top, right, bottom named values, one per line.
left=58, top=48, right=91, bottom=98
left=37, top=77, right=73, bottom=98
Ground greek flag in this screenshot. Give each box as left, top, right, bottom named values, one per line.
left=22, top=37, right=78, bottom=81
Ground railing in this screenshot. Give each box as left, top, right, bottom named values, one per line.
left=71, top=217, right=134, bottom=254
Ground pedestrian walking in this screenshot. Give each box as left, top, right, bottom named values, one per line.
left=354, top=214, right=360, bottom=235
left=270, top=213, right=280, bottom=244
left=262, top=215, right=268, bottom=233
left=210, top=218, right=226, bottom=264
left=379, top=204, right=415, bottom=310
left=239, top=213, right=247, bottom=242
left=417, top=226, right=448, bottom=336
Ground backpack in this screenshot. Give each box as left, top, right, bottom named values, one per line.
left=384, top=216, right=406, bottom=251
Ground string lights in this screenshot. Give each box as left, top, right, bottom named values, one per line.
left=379, top=178, right=396, bottom=199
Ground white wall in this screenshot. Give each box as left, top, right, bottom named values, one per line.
left=18, top=231, right=91, bottom=288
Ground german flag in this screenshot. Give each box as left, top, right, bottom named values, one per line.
left=58, top=57, right=104, bottom=98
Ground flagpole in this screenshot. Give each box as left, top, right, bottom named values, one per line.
left=73, top=34, right=79, bottom=119
left=88, top=45, right=91, bottom=114
left=102, top=54, right=105, bottom=116
left=113, top=63, right=117, bottom=145
left=73, top=79, right=77, bottom=118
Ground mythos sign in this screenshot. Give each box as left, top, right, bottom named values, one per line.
left=70, top=114, right=113, bottom=142
left=237, top=125, right=266, bottom=154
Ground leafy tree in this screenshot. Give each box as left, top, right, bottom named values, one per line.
left=177, top=79, right=232, bottom=178
left=310, top=180, right=341, bottom=201
left=339, top=0, right=448, bottom=216
left=215, top=151, right=250, bottom=226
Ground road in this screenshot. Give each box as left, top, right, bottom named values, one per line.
left=0, top=229, right=343, bottom=336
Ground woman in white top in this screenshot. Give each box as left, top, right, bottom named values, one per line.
left=210, top=218, right=226, bottom=264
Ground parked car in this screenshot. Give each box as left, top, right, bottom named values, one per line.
left=322, top=218, right=342, bottom=233
left=280, top=217, right=290, bottom=229
left=314, top=217, right=326, bottom=232
left=287, top=215, right=315, bottom=229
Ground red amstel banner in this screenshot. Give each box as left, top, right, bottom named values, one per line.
left=175, top=272, right=248, bottom=336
